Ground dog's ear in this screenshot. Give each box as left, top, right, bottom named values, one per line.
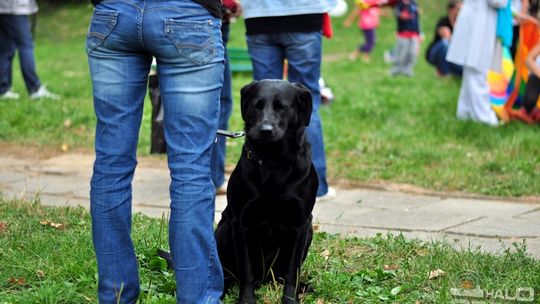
left=293, top=83, right=313, bottom=126
left=240, top=81, right=259, bottom=122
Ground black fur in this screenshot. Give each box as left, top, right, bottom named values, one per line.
left=215, top=80, right=318, bottom=304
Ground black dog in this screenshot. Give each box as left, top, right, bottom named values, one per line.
left=215, top=80, right=319, bottom=304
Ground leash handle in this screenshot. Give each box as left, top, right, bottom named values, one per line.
left=217, top=129, right=245, bottom=138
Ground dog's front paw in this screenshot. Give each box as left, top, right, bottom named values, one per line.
left=237, top=290, right=256, bottom=304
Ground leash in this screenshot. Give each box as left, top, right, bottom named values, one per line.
left=217, top=129, right=245, bottom=138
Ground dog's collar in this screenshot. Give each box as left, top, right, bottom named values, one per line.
left=243, top=143, right=300, bottom=166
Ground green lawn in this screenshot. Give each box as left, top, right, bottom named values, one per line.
left=0, top=0, right=538, bottom=198
left=1, top=197, right=539, bottom=303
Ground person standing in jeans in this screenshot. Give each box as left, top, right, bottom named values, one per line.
left=87, top=0, right=224, bottom=303
left=240, top=0, right=337, bottom=201
left=0, top=0, right=59, bottom=100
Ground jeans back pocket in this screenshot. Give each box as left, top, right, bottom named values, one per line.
left=164, top=18, right=216, bottom=65
left=86, top=9, right=119, bottom=54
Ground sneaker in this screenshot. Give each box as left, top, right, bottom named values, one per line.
left=316, top=187, right=336, bottom=202
left=0, top=90, right=20, bottom=99
left=383, top=50, right=394, bottom=64
left=30, top=85, right=60, bottom=100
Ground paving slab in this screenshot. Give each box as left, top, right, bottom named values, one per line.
left=445, top=217, right=540, bottom=238
left=343, top=207, right=482, bottom=231
left=312, top=201, right=380, bottom=224
left=516, top=208, right=540, bottom=219
left=333, top=188, right=442, bottom=210
left=0, top=172, right=28, bottom=184
left=132, top=180, right=170, bottom=204
left=6, top=173, right=89, bottom=196
left=435, top=198, right=538, bottom=218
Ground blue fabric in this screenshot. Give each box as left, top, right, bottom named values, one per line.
left=211, top=22, right=232, bottom=188
left=87, top=0, right=224, bottom=303
left=427, top=39, right=463, bottom=76
left=497, top=0, right=513, bottom=47
left=0, top=14, right=41, bottom=94
left=246, top=31, right=329, bottom=196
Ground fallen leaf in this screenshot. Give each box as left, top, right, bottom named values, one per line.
left=36, top=270, right=45, bottom=278
left=61, top=143, right=69, bottom=152
left=428, top=269, right=446, bottom=280
left=40, top=220, right=66, bottom=229
left=7, top=277, right=26, bottom=285
left=63, top=119, right=72, bottom=128
left=384, top=264, right=400, bottom=270
left=462, top=280, right=474, bottom=289
left=0, top=221, right=7, bottom=233
left=415, top=248, right=429, bottom=257
left=316, top=299, right=325, bottom=304
left=321, top=249, right=331, bottom=260
left=312, top=223, right=320, bottom=232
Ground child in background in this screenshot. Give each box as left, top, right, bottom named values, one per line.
left=343, top=0, right=382, bottom=62
left=379, top=0, right=422, bottom=76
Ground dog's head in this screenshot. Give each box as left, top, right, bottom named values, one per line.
left=240, top=80, right=312, bottom=142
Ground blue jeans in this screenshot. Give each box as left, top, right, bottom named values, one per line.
left=0, top=14, right=41, bottom=94
left=427, top=39, right=462, bottom=76
left=87, top=0, right=224, bottom=303
left=210, top=22, right=232, bottom=188
left=246, top=32, right=329, bottom=196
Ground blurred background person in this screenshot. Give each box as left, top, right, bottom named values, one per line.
left=0, top=0, right=59, bottom=100
left=446, top=0, right=509, bottom=126
left=425, top=0, right=463, bottom=77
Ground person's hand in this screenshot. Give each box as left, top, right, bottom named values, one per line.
left=231, top=0, right=242, bottom=18
left=438, top=27, right=452, bottom=39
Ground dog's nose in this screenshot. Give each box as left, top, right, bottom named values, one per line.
left=259, top=123, right=274, bottom=135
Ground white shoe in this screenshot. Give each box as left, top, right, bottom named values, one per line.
left=30, top=85, right=60, bottom=100
left=0, top=90, right=20, bottom=99
left=383, top=50, right=394, bottom=64
left=316, top=187, right=336, bottom=202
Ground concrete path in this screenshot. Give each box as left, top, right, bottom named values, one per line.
left=1, top=153, right=539, bottom=258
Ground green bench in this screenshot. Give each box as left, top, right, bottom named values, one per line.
left=228, top=47, right=252, bottom=73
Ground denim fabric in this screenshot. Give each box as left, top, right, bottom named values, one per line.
left=427, top=39, right=463, bottom=76
left=0, top=14, right=41, bottom=94
left=246, top=32, right=329, bottom=196
left=210, top=22, right=232, bottom=188
left=87, top=0, right=224, bottom=303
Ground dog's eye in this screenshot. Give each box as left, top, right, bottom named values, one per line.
left=255, top=100, right=264, bottom=110
left=274, top=101, right=284, bottom=111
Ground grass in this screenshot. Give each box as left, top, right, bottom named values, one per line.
left=1, top=197, right=539, bottom=303
left=0, top=1, right=539, bottom=197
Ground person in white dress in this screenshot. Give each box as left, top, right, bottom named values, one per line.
left=446, top=0, right=509, bottom=126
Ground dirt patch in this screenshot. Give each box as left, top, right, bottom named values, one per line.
left=0, top=142, right=80, bottom=160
